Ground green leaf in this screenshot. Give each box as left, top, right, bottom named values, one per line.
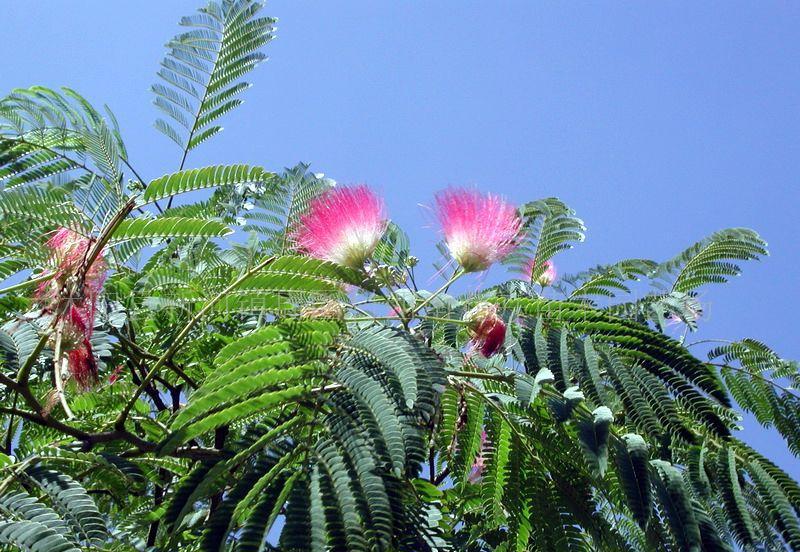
left=504, top=197, right=585, bottom=279
left=565, top=258, right=656, bottom=302
left=110, top=216, right=232, bottom=242
left=656, top=228, right=767, bottom=293
left=0, top=520, right=81, bottom=552
left=650, top=460, right=702, bottom=552
left=614, top=433, right=651, bottom=528
left=152, top=0, right=275, bottom=154
left=717, top=447, right=756, bottom=547
left=143, top=164, right=272, bottom=203
left=0, top=490, right=74, bottom=542
left=24, top=466, right=108, bottom=547
left=577, top=406, right=613, bottom=477
left=747, top=459, right=800, bottom=550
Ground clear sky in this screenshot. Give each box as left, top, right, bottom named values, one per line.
left=3, top=2, right=799, bottom=478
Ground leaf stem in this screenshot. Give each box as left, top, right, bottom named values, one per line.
left=409, top=269, right=464, bottom=317
left=0, top=273, right=53, bottom=296
left=708, top=362, right=800, bottom=400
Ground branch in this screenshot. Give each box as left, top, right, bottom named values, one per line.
left=708, top=362, right=800, bottom=400
left=115, top=255, right=277, bottom=428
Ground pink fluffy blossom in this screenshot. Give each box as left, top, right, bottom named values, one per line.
left=35, top=227, right=106, bottom=389
left=292, top=185, right=387, bottom=269
left=434, top=188, right=522, bottom=272
left=525, top=258, right=557, bottom=286
left=463, top=302, right=507, bottom=357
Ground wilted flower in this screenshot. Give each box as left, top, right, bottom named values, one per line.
left=108, top=365, right=124, bottom=385
left=666, top=303, right=703, bottom=326
left=35, top=227, right=106, bottom=389
left=292, top=185, right=387, bottom=269
left=525, top=258, right=556, bottom=286
left=435, top=188, right=522, bottom=272
left=300, top=300, right=345, bottom=320
left=36, top=227, right=106, bottom=310
left=463, top=302, right=507, bottom=357
left=67, top=344, right=99, bottom=389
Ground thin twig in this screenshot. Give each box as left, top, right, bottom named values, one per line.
left=114, top=255, right=277, bottom=428
left=0, top=273, right=53, bottom=296
left=52, top=324, right=75, bottom=419
left=409, top=269, right=464, bottom=317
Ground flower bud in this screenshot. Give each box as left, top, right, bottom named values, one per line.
left=463, top=302, right=507, bottom=357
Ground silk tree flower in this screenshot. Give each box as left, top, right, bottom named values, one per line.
left=434, top=188, right=522, bottom=272
left=463, top=302, right=507, bottom=357
left=35, top=227, right=107, bottom=388
left=525, top=258, right=557, bottom=286
left=292, top=185, right=387, bottom=269
left=66, top=345, right=99, bottom=389
left=36, top=227, right=107, bottom=310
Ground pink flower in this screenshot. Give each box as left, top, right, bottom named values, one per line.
left=463, top=302, right=507, bottom=357
left=292, top=186, right=387, bottom=269
left=525, top=259, right=557, bottom=286
left=36, top=228, right=106, bottom=311
left=108, top=365, right=124, bottom=385
left=434, top=188, right=522, bottom=272
left=35, top=227, right=106, bottom=389
left=67, top=343, right=98, bottom=390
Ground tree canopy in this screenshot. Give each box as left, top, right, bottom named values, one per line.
left=0, top=2, right=798, bottom=551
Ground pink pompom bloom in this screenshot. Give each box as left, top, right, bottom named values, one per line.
left=292, top=185, right=387, bottom=269
left=525, top=258, right=557, bottom=286
left=434, top=188, right=522, bottom=272
left=463, top=302, right=507, bottom=357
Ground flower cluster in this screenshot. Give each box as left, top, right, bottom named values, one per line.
left=35, top=227, right=106, bottom=388
left=463, top=302, right=507, bottom=357
left=293, top=185, right=523, bottom=274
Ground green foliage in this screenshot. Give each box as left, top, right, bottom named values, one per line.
left=0, top=2, right=797, bottom=551
left=0, top=464, right=108, bottom=552
left=504, top=197, right=585, bottom=281
left=562, top=258, right=656, bottom=303
left=152, top=0, right=275, bottom=156
left=143, top=164, right=274, bottom=204
left=614, top=433, right=652, bottom=528
left=656, top=227, right=767, bottom=293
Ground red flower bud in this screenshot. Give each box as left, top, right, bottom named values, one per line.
left=463, top=302, right=507, bottom=358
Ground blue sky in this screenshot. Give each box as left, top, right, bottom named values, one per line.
left=3, top=2, right=799, bottom=477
